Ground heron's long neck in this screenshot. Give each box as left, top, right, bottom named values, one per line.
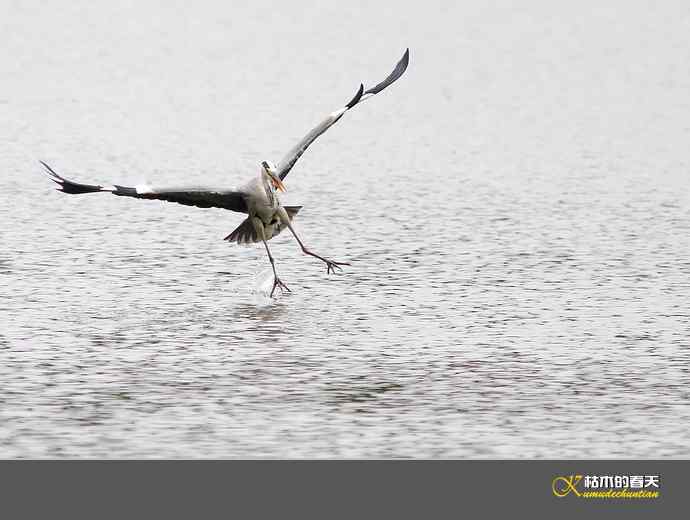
left=262, top=175, right=278, bottom=207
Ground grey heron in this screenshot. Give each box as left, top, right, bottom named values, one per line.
left=41, top=49, right=410, bottom=297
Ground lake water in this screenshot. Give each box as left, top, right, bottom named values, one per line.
left=1, top=1, right=689, bottom=457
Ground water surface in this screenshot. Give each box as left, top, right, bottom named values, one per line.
left=1, top=1, right=689, bottom=457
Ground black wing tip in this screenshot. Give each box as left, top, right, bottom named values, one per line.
left=40, top=160, right=62, bottom=179
left=362, top=48, right=410, bottom=97
left=393, top=48, right=410, bottom=81
left=402, top=48, right=410, bottom=67
left=390, top=47, right=410, bottom=78
left=346, top=83, right=364, bottom=109
left=40, top=160, right=67, bottom=188
left=39, top=160, right=105, bottom=194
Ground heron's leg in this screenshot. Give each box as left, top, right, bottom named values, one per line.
left=283, top=219, right=350, bottom=275
left=253, top=217, right=290, bottom=297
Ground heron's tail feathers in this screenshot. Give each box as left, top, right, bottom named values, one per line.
left=224, top=206, right=301, bottom=245
left=224, top=218, right=258, bottom=244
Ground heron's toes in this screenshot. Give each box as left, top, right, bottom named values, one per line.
left=325, top=259, right=350, bottom=275
left=270, top=277, right=291, bottom=297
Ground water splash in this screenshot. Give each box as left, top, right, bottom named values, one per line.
left=254, top=268, right=276, bottom=298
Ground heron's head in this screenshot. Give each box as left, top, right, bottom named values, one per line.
left=261, top=161, right=286, bottom=193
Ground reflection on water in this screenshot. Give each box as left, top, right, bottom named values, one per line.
left=2, top=1, right=690, bottom=457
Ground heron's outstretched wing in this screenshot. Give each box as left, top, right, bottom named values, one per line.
left=276, top=48, right=410, bottom=181
left=41, top=161, right=249, bottom=213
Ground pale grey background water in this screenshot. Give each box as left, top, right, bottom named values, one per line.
left=1, top=1, right=689, bottom=457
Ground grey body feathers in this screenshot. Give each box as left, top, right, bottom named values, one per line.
left=224, top=206, right=302, bottom=244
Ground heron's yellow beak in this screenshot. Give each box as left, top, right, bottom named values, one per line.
left=271, top=175, right=287, bottom=193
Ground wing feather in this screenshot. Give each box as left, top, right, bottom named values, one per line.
left=41, top=161, right=249, bottom=213
left=276, top=48, right=410, bottom=181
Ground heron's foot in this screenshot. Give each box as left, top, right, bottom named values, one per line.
left=301, top=248, right=350, bottom=275
left=270, top=276, right=291, bottom=298
left=323, top=259, right=351, bottom=275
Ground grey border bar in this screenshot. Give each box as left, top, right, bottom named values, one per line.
left=0, top=460, right=683, bottom=519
